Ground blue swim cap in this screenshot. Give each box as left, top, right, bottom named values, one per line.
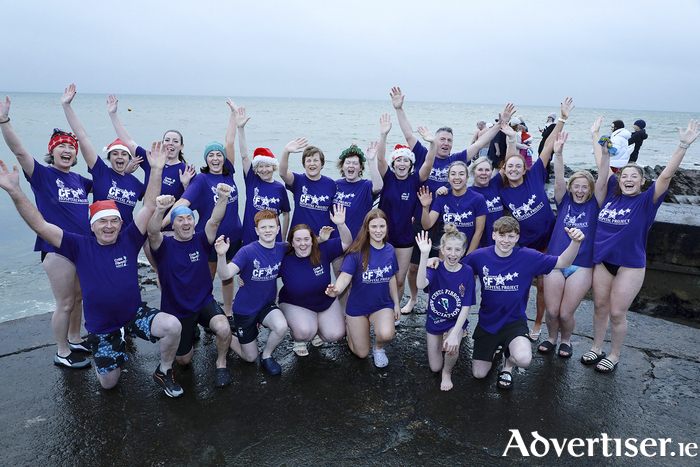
left=170, top=205, right=194, bottom=225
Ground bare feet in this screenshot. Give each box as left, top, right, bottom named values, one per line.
left=400, top=298, right=416, bottom=315
left=440, top=370, right=453, bottom=391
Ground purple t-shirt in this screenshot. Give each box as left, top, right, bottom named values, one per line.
left=242, top=169, right=290, bottom=245
left=181, top=159, right=242, bottom=242
left=334, top=178, right=375, bottom=239
left=341, top=243, right=399, bottom=317
left=24, top=161, right=92, bottom=253
left=412, top=140, right=468, bottom=219
left=469, top=175, right=504, bottom=248
left=593, top=175, right=667, bottom=268
left=424, top=262, right=476, bottom=333
left=57, top=222, right=146, bottom=334
left=547, top=192, right=598, bottom=268
left=279, top=238, right=344, bottom=312
left=89, top=156, right=145, bottom=226
left=136, top=146, right=188, bottom=199
left=498, top=157, right=555, bottom=250
left=430, top=189, right=487, bottom=245
left=152, top=231, right=214, bottom=319
left=378, top=170, right=421, bottom=247
left=463, top=246, right=558, bottom=334
left=231, top=241, right=286, bottom=316
left=287, top=172, right=336, bottom=237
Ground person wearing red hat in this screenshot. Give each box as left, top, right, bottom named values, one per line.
left=0, top=143, right=186, bottom=397
left=0, top=93, right=92, bottom=369
left=61, top=84, right=145, bottom=227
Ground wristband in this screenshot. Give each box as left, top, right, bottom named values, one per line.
left=0, top=117, right=9, bottom=124
left=558, top=118, right=567, bottom=123
left=679, top=142, right=690, bottom=149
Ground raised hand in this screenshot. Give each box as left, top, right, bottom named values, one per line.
left=380, top=113, right=392, bottom=136
left=216, top=183, right=232, bottom=199
left=318, top=225, right=334, bottom=242
left=236, top=105, right=250, bottom=128
left=500, top=103, right=516, bottom=125
left=226, top=98, right=238, bottom=114
left=679, top=119, right=700, bottom=146
left=565, top=227, right=585, bottom=243
left=500, top=119, right=517, bottom=138
left=0, top=159, right=21, bottom=194
left=417, top=186, right=433, bottom=207
left=390, top=87, right=405, bottom=110
left=148, top=141, right=168, bottom=170
left=125, top=155, right=142, bottom=174
left=179, top=164, right=196, bottom=186
left=553, top=132, right=568, bottom=154
left=285, top=138, right=308, bottom=154
left=0, top=96, right=11, bottom=120
left=561, top=97, right=575, bottom=120
left=155, top=195, right=175, bottom=210
left=62, top=84, right=76, bottom=105
left=365, top=141, right=379, bottom=161
left=215, top=235, right=230, bottom=256
left=417, top=125, right=435, bottom=143
left=591, top=116, right=603, bottom=136
left=330, top=203, right=346, bottom=225
left=106, top=94, right=118, bottom=115
left=415, top=230, right=432, bottom=255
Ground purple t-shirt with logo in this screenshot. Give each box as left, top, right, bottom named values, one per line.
left=181, top=159, right=242, bottom=242
left=412, top=140, right=468, bottom=219
left=424, top=262, right=476, bottom=334
left=24, top=161, right=92, bottom=253
left=334, top=178, right=375, bottom=239
left=341, top=243, right=399, bottom=317
left=231, top=241, right=286, bottom=316
left=498, top=157, right=555, bottom=250
left=89, top=156, right=145, bottom=226
left=242, top=169, right=290, bottom=245
left=279, top=238, right=344, bottom=312
left=378, top=170, right=421, bottom=247
left=136, top=145, right=188, bottom=199
left=57, top=222, right=146, bottom=334
left=468, top=175, right=504, bottom=248
left=547, top=192, right=598, bottom=268
left=430, top=189, right=487, bottom=245
left=287, top=172, right=336, bottom=237
left=593, top=175, right=667, bottom=268
left=152, top=231, right=214, bottom=319
left=463, top=246, right=557, bottom=334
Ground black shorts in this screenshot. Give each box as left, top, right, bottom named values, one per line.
left=176, top=300, right=223, bottom=356
left=208, top=238, right=242, bottom=263
left=472, top=318, right=529, bottom=362
left=410, top=218, right=442, bottom=264
left=233, top=302, right=279, bottom=345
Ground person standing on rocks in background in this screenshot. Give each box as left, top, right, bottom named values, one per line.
left=471, top=121, right=489, bottom=158
left=608, top=120, right=632, bottom=171
left=627, top=119, right=648, bottom=164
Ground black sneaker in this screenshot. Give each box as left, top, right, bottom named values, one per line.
left=68, top=340, right=91, bottom=353
left=152, top=365, right=184, bottom=398
left=227, top=315, right=235, bottom=332
left=54, top=352, right=90, bottom=369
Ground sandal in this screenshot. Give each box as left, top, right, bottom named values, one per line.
left=537, top=341, right=556, bottom=354
left=580, top=350, right=606, bottom=366
left=557, top=343, right=573, bottom=359
left=527, top=328, right=541, bottom=342
left=595, top=357, right=618, bottom=373
left=311, top=334, right=324, bottom=347
left=497, top=367, right=513, bottom=390
left=293, top=341, right=309, bottom=357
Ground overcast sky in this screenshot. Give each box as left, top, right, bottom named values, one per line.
left=3, top=0, right=700, bottom=112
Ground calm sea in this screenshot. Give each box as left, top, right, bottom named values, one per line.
left=1, top=92, right=697, bottom=322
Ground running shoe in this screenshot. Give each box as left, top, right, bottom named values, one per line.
left=54, top=352, right=90, bottom=369
left=152, top=365, right=184, bottom=398
left=68, top=340, right=91, bottom=353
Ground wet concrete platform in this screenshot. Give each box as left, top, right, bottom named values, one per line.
left=1, top=287, right=699, bottom=466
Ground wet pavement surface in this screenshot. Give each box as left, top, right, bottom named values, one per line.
left=1, top=287, right=699, bottom=466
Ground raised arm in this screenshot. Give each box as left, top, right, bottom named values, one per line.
left=222, top=99, right=239, bottom=169
left=415, top=231, right=432, bottom=289
left=0, top=160, right=63, bottom=247
left=233, top=103, right=251, bottom=175
left=377, top=113, right=392, bottom=177
left=62, top=84, right=98, bottom=169
left=592, top=116, right=611, bottom=207
left=418, top=186, right=439, bottom=229
left=0, top=96, right=36, bottom=176
left=655, top=120, right=700, bottom=203
left=365, top=141, right=383, bottom=195
left=390, top=87, right=418, bottom=149
left=281, top=211, right=290, bottom=243
left=205, top=183, right=232, bottom=243
left=329, top=204, right=353, bottom=250
left=133, top=141, right=169, bottom=234
left=215, top=235, right=241, bottom=280
left=279, top=138, right=308, bottom=186
left=107, top=94, right=139, bottom=157
left=552, top=132, right=568, bottom=204
left=554, top=227, right=584, bottom=269
left=148, top=195, right=175, bottom=251
left=417, top=126, right=437, bottom=182
left=500, top=120, right=520, bottom=161
left=467, top=103, right=516, bottom=161
left=539, top=97, right=574, bottom=169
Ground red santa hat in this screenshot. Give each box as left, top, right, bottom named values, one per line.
left=89, top=200, right=121, bottom=225
left=390, top=144, right=415, bottom=164
left=252, top=147, right=279, bottom=167
left=103, top=138, right=132, bottom=157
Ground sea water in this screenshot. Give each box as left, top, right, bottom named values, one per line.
left=0, top=92, right=697, bottom=322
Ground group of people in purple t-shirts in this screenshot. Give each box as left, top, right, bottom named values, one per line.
left=0, top=84, right=697, bottom=397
